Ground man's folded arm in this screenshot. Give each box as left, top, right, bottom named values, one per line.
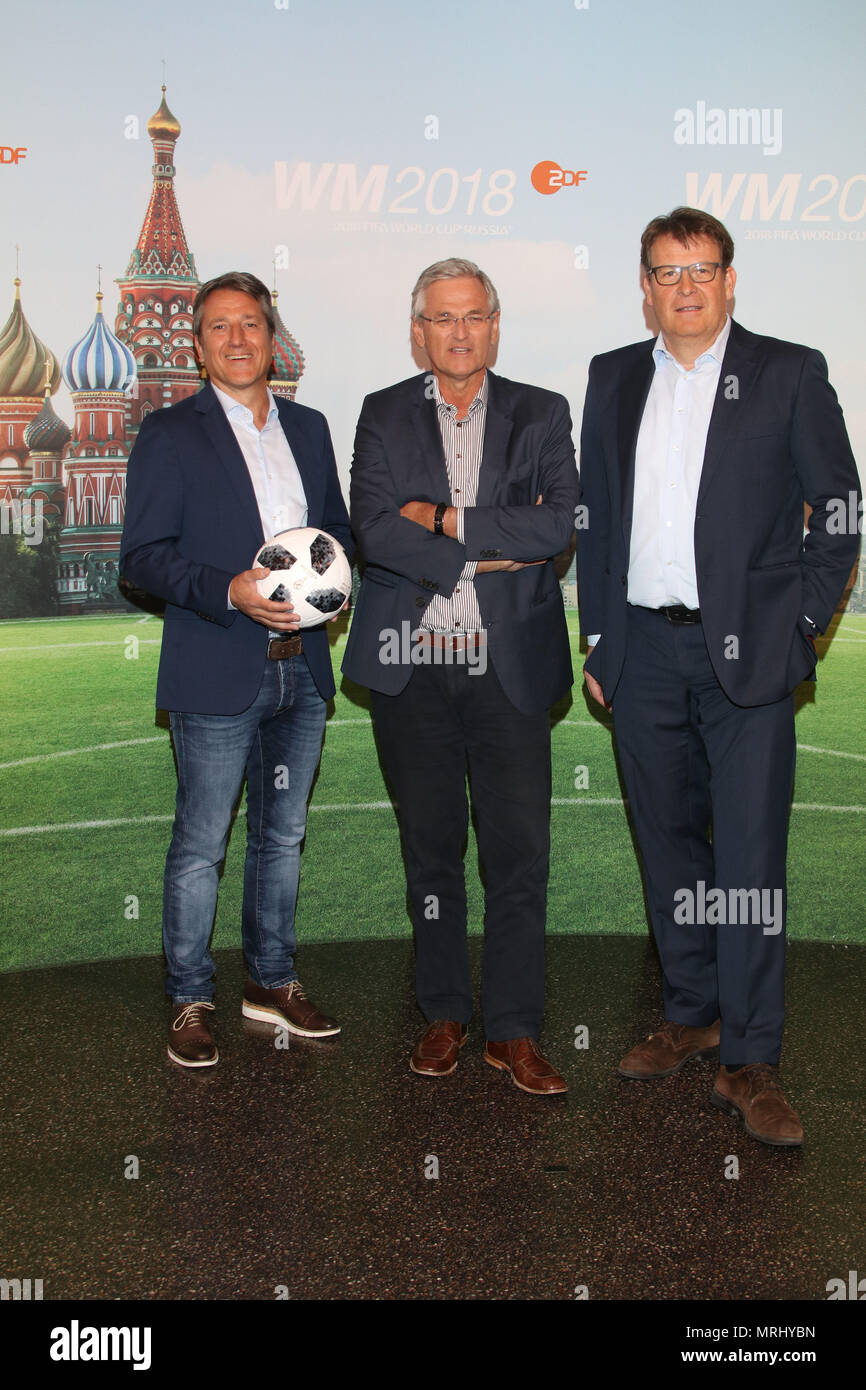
left=349, top=401, right=467, bottom=593
left=462, top=394, right=578, bottom=561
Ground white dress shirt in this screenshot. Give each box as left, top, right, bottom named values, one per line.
left=628, top=316, right=731, bottom=609
left=213, top=384, right=308, bottom=612
left=213, top=383, right=308, bottom=539
left=586, top=317, right=731, bottom=647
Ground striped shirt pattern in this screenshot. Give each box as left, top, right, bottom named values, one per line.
left=421, top=374, right=485, bottom=634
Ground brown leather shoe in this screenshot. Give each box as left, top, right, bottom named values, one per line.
left=168, top=1001, right=218, bottom=1068
left=711, top=1064, right=804, bottom=1147
left=410, top=1020, right=468, bottom=1076
left=484, top=1037, right=568, bottom=1095
left=242, top=980, right=340, bottom=1037
left=618, top=1019, right=720, bottom=1078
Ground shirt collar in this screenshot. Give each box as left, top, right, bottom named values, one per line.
left=432, top=370, right=488, bottom=416
left=211, top=382, right=279, bottom=425
left=653, top=315, right=731, bottom=372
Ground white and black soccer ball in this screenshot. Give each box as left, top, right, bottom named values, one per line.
left=254, top=527, right=352, bottom=628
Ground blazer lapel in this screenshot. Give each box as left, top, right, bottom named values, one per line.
left=195, top=384, right=264, bottom=545
left=617, top=347, right=655, bottom=554
left=275, top=397, right=324, bottom=525
left=409, top=376, right=453, bottom=498
left=476, top=371, right=514, bottom=508
left=697, top=320, right=761, bottom=507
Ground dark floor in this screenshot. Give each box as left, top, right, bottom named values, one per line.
left=0, top=936, right=863, bottom=1301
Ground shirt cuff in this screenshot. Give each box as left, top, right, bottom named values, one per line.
left=455, top=507, right=466, bottom=544
left=586, top=634, right=601, bottom=647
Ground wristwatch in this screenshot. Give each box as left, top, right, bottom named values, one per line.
left=433, top=503, right=448, bottom=536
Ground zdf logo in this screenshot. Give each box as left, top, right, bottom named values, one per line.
left=531, top=160, right=587, bottom=194
left=0, top=147, right=27, bottom=165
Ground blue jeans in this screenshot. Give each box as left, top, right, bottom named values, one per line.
left=164, top=656, right=327, bottom=1003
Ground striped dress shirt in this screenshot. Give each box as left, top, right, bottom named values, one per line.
left=421, top=373, right=485, bottom=634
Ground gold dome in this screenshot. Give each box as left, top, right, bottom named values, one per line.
left=147, top=86, right=181, bottom=141
left=0, top=280, right=61, bottom=398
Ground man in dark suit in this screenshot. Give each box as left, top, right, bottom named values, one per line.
left=578, top=208, right=860, bottom=1144
left=121, top=271, right=352, bottom=1067
left=343, top=258, right=579, bottom=1094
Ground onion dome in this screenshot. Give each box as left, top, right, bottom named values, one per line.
left=147, top=86, right=181, bottom=142
left=24, top=385, right=71, bottom=453
left=62, top=293, right=137, bottom=393
left=270, top=290, right=305, bottom=384
left=0, top=279, right=61, bottom=397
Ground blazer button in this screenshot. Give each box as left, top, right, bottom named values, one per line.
left=415, top=597, right=426, bottom=608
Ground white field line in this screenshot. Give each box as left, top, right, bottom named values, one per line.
left=3, top=799, right=865, bottom=838
left=0, top=737, right=167, bottom=770
left=797, top=744, right=866, bottom=761
left=1, top=728, right=862, bottom=772
left=0, top=639, right=161, bottom=653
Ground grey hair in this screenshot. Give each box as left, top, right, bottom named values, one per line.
left=193, top=271, right=275, bottom=339
left=411, top=258, right=500, bottom=319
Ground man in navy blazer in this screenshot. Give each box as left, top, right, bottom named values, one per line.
left=578, top=208, right=860, bottom=1144
left=121, top=272, right=352, bottom=1067
left=343, top=258, right=579, bottom=1094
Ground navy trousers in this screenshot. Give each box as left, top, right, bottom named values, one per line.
left=371, top=659, right=552, bottom=1041
left=611, top=605, right=795, bottom=1064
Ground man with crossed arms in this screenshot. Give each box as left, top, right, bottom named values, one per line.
left=344, top=257, right=579, bottom=1094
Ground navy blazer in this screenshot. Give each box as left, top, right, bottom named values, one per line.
left=578, top=320, right=861, bottom=707
left=120, top=382, right=353, bottom=714
left=342, top=369, right=579, bottom=715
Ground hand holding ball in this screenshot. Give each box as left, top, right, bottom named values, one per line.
left=254, top=528, right=352, bottom=628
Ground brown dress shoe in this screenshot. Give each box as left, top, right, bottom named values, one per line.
left=618, top=1019, right=720, bottom=1078
left=410, top=1021, right=468, bottom=1076
left=168, top=1001, right=218, bottom=1068
left=484, top=1037, right=568, bottom=1095
left=242, top=980, right=340, bottom=1037
left=711, top=1064, right=804, bottom=1147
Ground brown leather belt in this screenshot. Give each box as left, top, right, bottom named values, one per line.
left=267, top=634, right=303, bottom=660
left=416, top=632, right=485, bottom=651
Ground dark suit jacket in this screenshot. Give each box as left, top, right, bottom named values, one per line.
left=341, top=369, right=579, bottom=715
left=120, top=383, right=352, bottom=714
left=578, top=320, right=861, bottom=706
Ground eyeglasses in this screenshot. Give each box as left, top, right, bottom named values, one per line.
left=647, top=262, right=724, bottom=286
left=416, top=313, right=498, bottom=330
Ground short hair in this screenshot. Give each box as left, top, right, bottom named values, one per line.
left=640, top=207, right=735, bottom=271
left=411, top=258, right=500, bottom=319
left=192, top=272, right=275, bottom=339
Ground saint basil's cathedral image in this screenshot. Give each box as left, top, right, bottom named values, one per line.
left=0, top=87, right=305, bottom=612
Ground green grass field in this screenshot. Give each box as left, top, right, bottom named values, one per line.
left=0, top=607, right=864, bottom=972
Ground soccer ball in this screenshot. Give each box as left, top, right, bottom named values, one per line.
left=254, top=527, right=352, bottom=628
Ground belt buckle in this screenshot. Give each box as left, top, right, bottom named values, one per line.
left=267, top=633, right=303, bottom=660
left=663, top=605, right=700, bottom=625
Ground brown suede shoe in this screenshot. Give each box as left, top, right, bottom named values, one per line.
left=618, top=1019, right=720, bottom=1078
left=242, top=980, right=340, bottom=1037
left=711, top=1064, right=804, bottom=1147
left=168, top=1001, right=218, bottom=1068
left=484, top=1037, right=568, bottom=1095
left=410, top=1021, right=468, bottom=1076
